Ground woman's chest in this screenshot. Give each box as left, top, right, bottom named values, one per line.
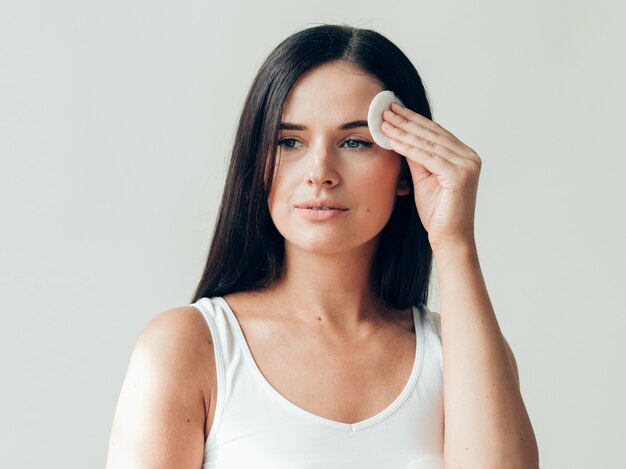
left=225, top=312, right=418, bottom=425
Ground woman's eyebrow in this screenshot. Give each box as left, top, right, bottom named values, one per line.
left=279, top=120, right=369, bottom=131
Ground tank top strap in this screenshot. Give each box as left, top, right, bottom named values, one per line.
left=186, top=296, right=236, bottom=446
left=419, top=303, right=442, bottom=341
left=416, top=303, right=443, bottom=378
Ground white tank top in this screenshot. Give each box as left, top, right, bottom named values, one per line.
left=188, top=296, right=444, bottom=468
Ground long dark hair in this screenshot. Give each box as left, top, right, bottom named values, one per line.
left=191, top=23, right=433, bottom=310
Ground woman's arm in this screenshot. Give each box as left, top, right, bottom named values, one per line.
left=105, top=307, right=211, bottom=469
left=435, top=241, right=539, bottom=468
left=381, top=101, right=539, bottom=467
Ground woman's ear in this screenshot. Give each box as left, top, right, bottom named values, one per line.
left=396, top=178, right=411, bottom=196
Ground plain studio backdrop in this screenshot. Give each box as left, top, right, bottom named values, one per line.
left=1, top=1, right=624, bottom=468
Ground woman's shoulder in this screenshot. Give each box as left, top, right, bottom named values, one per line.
left=142, top=304, right=214, bottom=353
left=106, top=305, right=214, bottom=466
left=131, top=304, right=217, bottom=414
left=131, top=304, right=216, bottom=399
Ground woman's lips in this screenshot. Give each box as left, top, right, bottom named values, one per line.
left=296, top=207, right=349, bottom=221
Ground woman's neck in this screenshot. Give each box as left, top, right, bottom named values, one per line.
left=262, top=241, right=392, bottom=330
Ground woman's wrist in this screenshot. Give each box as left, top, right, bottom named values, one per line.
left=431, top=237, right=479, bottom=267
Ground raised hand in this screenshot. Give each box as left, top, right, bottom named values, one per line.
left=382, top=102, right=482, bottom=251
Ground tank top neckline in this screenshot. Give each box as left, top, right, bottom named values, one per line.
left=212, top=295, right=426, bottom=432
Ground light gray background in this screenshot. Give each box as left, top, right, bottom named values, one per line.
left=1, top=1, right=624, bottom=468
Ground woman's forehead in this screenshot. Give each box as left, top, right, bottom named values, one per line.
left=282, top=62, right=383, bottom=115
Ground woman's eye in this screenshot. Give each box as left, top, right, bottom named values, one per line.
left=276, top=138, right=373, bottom=152
left=343, top=139, right=373, bottom=150
left=277, top=138, right=301, bottom=151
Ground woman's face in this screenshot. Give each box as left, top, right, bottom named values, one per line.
left=267, top=61, right=410, bottom=255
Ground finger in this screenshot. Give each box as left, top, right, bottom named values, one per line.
left=388, top=136, right=457, bottom=178
left=389, top=103, right=480, bottom=163
left=381, top=119, right=468, bottom=168
left=384, top=106, right=469, bottom=160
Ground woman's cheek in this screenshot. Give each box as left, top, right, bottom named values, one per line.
left=360, top=158, right=400, bottom=188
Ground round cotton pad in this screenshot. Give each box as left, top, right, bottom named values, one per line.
left=367, top=90, right=405, bottom=150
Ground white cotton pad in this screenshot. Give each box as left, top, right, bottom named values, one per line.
left=367, top=90, right=405, bottom=150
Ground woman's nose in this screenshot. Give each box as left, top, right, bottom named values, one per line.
left=305, top=143, right=340, bottom=187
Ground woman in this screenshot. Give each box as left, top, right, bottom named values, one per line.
left=106, top=24, right=539, bottom=468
